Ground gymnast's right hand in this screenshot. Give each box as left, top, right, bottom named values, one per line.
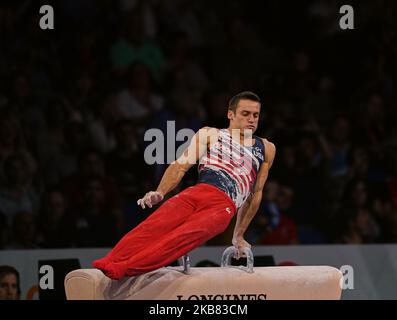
left=137, top=191, right=164, bottom=209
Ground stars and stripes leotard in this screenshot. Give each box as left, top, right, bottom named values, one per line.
left=198, top=129, right=265, bottom=209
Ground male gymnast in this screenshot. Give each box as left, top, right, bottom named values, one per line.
left=93, top=91, right=276, bottom=279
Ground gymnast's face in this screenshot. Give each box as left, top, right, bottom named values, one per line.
left=227, top=99, right=260, bottom=135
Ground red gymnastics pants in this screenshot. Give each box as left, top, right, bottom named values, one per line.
left=92, top=183, right=236, bottom=280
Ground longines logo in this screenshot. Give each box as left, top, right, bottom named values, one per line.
left=176, top=293, right=267, bottom=300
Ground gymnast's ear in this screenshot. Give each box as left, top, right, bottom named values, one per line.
left=227, top=109, right=234, bottom=120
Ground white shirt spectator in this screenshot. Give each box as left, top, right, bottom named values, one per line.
left=117, top=90, right=163, bottom=119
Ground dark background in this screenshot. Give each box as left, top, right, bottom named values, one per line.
left=0, top=0, right=396, bottom=249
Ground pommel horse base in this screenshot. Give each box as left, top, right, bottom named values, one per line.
left=64, top=247, right=343, bottom=300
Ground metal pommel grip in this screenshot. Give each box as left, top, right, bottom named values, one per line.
left=221, top=246, right=254, bottom=273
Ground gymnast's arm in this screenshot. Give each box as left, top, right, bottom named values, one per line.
left=137, top=127, right=217, bottom=209
left=232, top=140, right=276, bottom=256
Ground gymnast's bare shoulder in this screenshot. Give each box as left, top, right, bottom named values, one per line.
left=261, top=138, right=276, bottom=167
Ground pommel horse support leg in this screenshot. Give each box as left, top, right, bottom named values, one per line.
left=65, top=247, right=343, bottom=300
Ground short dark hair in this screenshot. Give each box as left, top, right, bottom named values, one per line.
left=228, top=91, right=260, bottom=113
left=0, top=265, right=21, bottom=296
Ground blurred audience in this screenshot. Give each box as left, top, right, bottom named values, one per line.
left=0, top=0, right=396, bottom=248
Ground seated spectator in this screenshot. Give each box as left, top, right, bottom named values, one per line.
left=61, top=149, right=120, bottom=206
left=0, top=266, right=21, bottom=300
left=106, top=119, right=143, bottom=201
left=109, top=12, right=166, bottom=81
left=347, top=147, right=370, bottom=180
left=342, top=178, right=370, bottom=209
left=61, top=148, right=124, bottom=235
left=327, top=115, right=351, bottom=178
left=335, top=206, right=380, bottom=244
left=44, top=121, right=90, bottom=187
left=293, top=131, right=327, bottom=226
left=381, top=206, right=397, bottom=243
left=0, top=114, right=37, bottom=182
left=355, top=92, right=388, bottom=147
left=245, top=180, right=280, bottom=244
left=0, top=153, right=39, bottom=228
left=106, top=120, right=148, bottom=231
left=259, top=214, right=299, bottom=245
left=7, top=211, right=38, bottom=249
left=62, top=177, right=120, bottom=248
left=116, top=62, right=164, bottom=132
left=259, top=184, right=300, bottom=245
left=37, top=189, right=72, bottom=248
left=166, top=31, right=210, bottom=94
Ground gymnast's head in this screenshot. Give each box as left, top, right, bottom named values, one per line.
left=227, top=91, right=261, bottom=135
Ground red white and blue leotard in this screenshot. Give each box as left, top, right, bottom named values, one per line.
left=197, top=129, right=265, bottom=208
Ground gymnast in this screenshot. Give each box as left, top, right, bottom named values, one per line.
left=93, top=91, right=276, bottom=280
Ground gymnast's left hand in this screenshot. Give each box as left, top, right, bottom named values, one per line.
left=137, top=191, right=164, bottom=209
left=232, top=236, right=251, bottom=259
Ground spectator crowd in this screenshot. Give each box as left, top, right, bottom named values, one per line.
left=0, top=0, right=397, bottom=249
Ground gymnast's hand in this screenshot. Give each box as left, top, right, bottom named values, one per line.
left=137, top=191, right=164, bottom=209
left=232, top=236, right=251, bottom=259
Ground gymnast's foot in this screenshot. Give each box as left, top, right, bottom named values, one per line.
left=93, top=259, right=126, bottom=280
left=92, top=257, right=108, bottom=270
